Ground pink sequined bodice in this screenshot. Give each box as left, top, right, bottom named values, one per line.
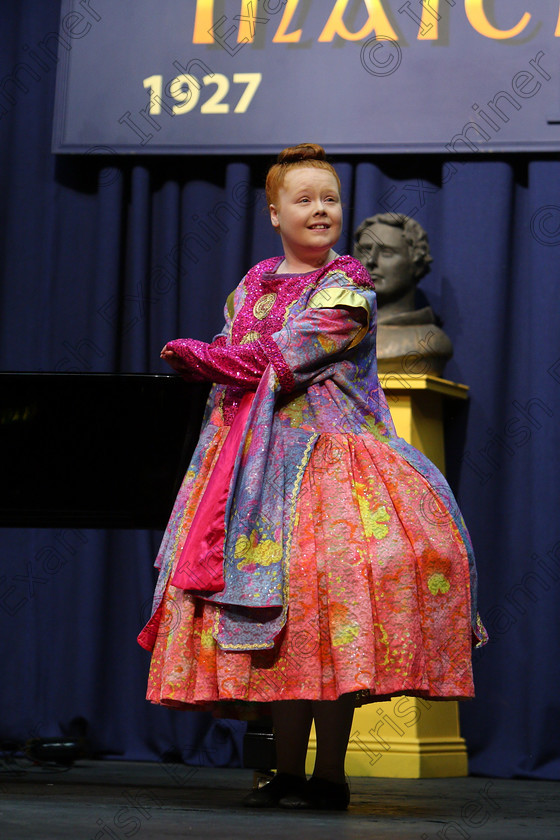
left=222, top=257, right=322, bottom=423
left=231, top=257, right=318, bottom=344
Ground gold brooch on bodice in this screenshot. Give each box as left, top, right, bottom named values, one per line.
left=240, top=330, right=260, bottom=345
left=253, top=293, right=277, bottom=320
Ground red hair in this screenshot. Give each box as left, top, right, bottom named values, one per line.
left=265, top=143, right=341, bottom=206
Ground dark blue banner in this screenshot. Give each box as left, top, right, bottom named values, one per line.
left=50, top=0, right=560, bottom=153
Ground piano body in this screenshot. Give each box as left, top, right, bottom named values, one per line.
left=0, top=373, right=208, bottom=529
left=0, top=372, right=273, bottom=770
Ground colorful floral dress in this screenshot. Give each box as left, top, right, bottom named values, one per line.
left=138, top=255, right=486, bottom=711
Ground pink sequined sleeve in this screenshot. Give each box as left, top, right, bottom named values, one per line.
left=164, top=338, right=269, bottom=388
left=257, top=335, right=296, bottom=392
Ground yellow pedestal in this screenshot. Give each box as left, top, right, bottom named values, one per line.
left=379, top=373, right=469, bottom=474
left=306, top=374, right=470, bottom=779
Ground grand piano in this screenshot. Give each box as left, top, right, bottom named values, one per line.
left=0, top=372, right=274, bottom=770
left=0, top=373, right=209, bottom=529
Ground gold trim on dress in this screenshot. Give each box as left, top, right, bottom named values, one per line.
left=307, top=287, right=370, bottom=319
left=226, top=290, right=235, bottom=320
left=308, top=288, right=370, bottom=349
left=240, top=330, right=261, bottom=344
left=253, top=293, right=277, bottom=320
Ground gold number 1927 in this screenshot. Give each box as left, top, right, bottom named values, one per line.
left=143, top=72, right=262, bottom=115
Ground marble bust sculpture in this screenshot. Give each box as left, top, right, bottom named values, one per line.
left=353, top=213, right=452, bottom=376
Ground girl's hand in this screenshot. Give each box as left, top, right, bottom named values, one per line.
left=160, top=344, right=187, bottom=372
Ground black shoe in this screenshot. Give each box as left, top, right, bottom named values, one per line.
left=242, top=773, right=307, bottom=808
left=280, top=776, right=350, bottom=810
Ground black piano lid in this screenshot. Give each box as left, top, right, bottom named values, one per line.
left=0, top=373, right=210, bottom=529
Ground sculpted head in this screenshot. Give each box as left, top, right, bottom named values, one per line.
left=353, top=213, right=432, bottom=306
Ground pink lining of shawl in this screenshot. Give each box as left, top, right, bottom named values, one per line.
left=171, top=391, right=255, bottom=593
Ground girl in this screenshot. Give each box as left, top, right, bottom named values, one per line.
left=138, top=143, right=486, bottom=810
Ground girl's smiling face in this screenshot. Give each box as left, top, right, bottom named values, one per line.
left=269, top=167, right=342, bottom=268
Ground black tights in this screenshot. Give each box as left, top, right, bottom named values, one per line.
left=271, top=695, right=355, bottom=784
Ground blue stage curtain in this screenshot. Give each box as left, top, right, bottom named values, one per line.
left=1, top=1, right=559, bottom=778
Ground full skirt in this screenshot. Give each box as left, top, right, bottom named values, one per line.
left=144, top=432, right=477, bottom=712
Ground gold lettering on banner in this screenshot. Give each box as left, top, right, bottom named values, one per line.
left=192, top=1, right=557, bottom=45
left=418, top=0, right=441, bottom=41
left=237, top=0, right=257, bottom=43
left=318, top=0, right=398, bottom=42
left=193, top=0, right=214, bottom=43
left=464, top=0, right=531, bottom=40
left=273, top=0, right=303, bottom=42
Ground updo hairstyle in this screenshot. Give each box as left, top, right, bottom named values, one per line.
left=265, top=143, right=341, bottom=206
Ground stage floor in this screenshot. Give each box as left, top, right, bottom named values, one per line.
left=1, top=760, right=559, bottom=840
